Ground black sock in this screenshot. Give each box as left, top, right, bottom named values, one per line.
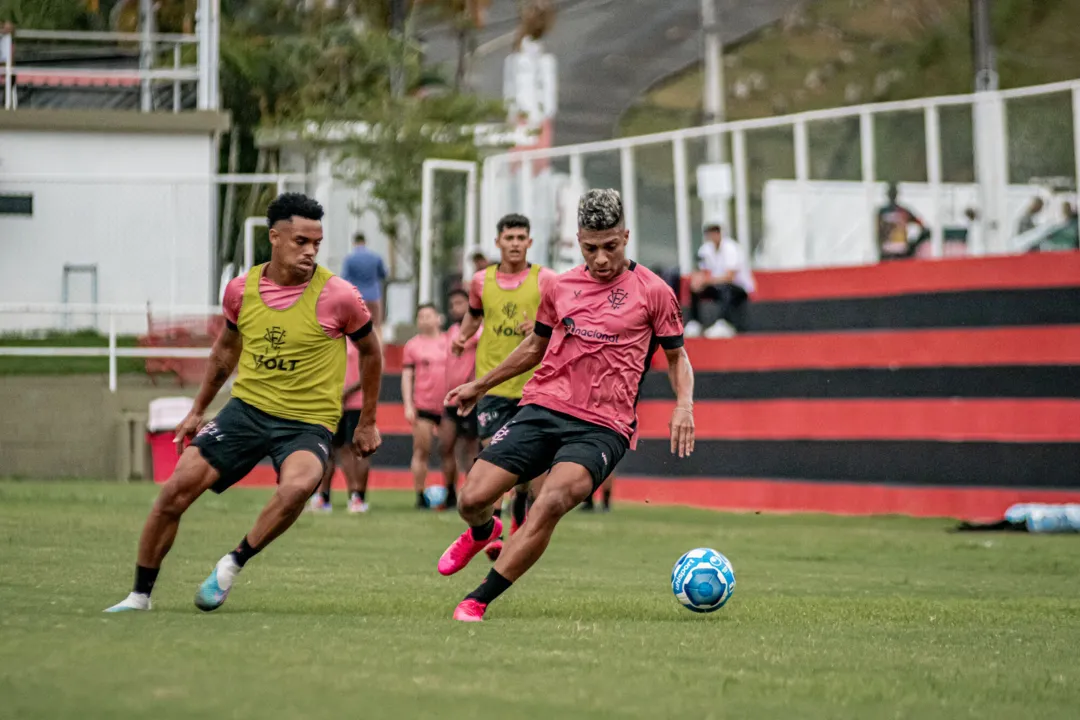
left=319, top=490, right=330, bottom=504
left=512, top=490, right=528, bottom=525
left=229, top=536, right=261, bottom=568
left=470, top=517, right=496, bottom=542
left=493, top=507, right=502, bottom=519
left=602, top=489, right=612, bottom=509
left=465, top=568, right=513, bottom=605
left=582, top=495, right=595, bottom=508
left=133, top=565, right=159, bottom=596
left=416, top=491, right=428, bottom=507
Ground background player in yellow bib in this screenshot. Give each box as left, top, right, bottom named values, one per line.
left=104, top=193, right=383, bottom=614
left=452, top=214, right=556, bottom=557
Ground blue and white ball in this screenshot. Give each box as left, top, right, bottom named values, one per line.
left=671, top=548, right=736, bottom=613
left=423, top=485, right=449, bottom=508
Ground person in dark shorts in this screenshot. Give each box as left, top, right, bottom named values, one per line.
left=104, top=193, right=383, bottom=614
left=310, top=339, right=371, bottom=514
left=451, top=214, right=558, bottom=556
left=403, top=304, right=450, bottom=509
left=440, top=289, right=481, bottom=509
left=439, top=188, right=696, bottom=622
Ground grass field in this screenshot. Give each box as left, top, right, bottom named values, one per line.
left=2, top=480, right=1079, bottom=719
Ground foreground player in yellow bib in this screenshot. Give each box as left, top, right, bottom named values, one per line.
left=104, top=193, right=383, bottom=613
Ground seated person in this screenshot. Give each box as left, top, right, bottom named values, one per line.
left=684, top=224, right=754, bottom=339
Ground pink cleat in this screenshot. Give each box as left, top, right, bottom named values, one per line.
left=452, top=598, right=488, bottom=622
left=484, top=539, right=504, bottom=561
left=438, top=517, right=503, bottom=576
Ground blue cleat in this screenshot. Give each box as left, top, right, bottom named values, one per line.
left=194, top=555, right=241, bottom=612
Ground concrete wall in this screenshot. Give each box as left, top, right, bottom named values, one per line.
left=0, top=119, right=220, bottom=334
left=0, top=374, right=227, bottom=479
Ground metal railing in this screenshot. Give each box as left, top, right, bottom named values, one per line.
left=476, top=78, right=1080, bottom=274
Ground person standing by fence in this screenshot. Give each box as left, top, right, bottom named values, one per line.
left=341, top=233, right=388, bottom=329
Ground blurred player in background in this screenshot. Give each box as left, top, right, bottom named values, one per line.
left=580, top=472, right=615, bottom=512
left=441, top=288, right=481, bottom=509
left=440, top=189, right=695, bottom=622
left=309, top=339, right=371, bottom=513
left=402, top=304, right=448, bottom=509
left=451, top=214, right=557, bottom=558
left=105, top=193, right=382, bottom=613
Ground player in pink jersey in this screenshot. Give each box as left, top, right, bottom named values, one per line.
left=309, top=339, right=371, bottom=514
left=440, top=288, right=481, bottom=509
left=440, top=189, right=696, bottom=622
left=402, top=304, right=449, bottom=509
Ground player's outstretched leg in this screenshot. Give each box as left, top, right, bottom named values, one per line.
left=104, top=447, right=219, bottom=612
left=438, top=416, right=459, bottom=509
left=453, top=462, right=592, bottom=622
left=437, top=460, right=518, bottom=576
left=194, top=451, right=323, bottom=612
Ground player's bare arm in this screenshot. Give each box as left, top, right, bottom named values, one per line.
left=452, top=311, right=482, bottom=356
left=353, top=330, right=383, bottom=457
left=445, top=332, right=550, bottom=415
left=664, top=346, right=695, bottom=458
left=401, top=366, right=416, bottom=424
left=174, top=324, right=243, bottom=453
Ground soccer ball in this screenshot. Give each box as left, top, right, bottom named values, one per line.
left=423, top=485, right=448, bottom=509
left=671, top=548, right=736, bottom=613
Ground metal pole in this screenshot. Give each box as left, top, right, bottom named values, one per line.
left=139, top=0, right=155, bottom=112
left=672, top=138, right=693, bottom=274
left=108, top=313, right=118, bottom=393
left=172, top=43, right=181, bottom=113
left=860, top=110, right=878, bottom=262
left=463, top=165, right=478, bottom=277
left=619, top=147, right=639, bottom=259
left=701, top=0, right=726, bottom=163
left=971, top=0, right=998, bottom=92
left=3, top=29, right=12, bottom=110
left=793, top=118, right=811, bottom=266
left=732, top=129, right=751, bottom=251
left=925, top=105, right=944, bottom=258
left=1074, top=87, right=1080, bottom=206
left=419, top=162, right=435, bottom=304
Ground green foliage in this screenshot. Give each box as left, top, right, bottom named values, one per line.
left=0, top=0, right=94, bottom=28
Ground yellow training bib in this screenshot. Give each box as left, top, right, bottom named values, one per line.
left=475, top=263, right=542, bottom=399
left=231, top=264, right=346, bottom=430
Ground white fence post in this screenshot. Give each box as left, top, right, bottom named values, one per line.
left=419, top=162, right=435, bottom=304
left=925, top=104, right=944, bottom=258
left=732, top=129, right=751, bottom=253
left=619, top=147, right=639, bottom=260
left=793, top=118, right=810, bottom=266
left=860, top=110, right=877, bottom=261
left=108, top=312, right=118, bottom=393
left=672, top=137, right=693, bottom=275
left=464, top=165, right=478, bottom=276
left=1073, top=87, right=1080, bottom=204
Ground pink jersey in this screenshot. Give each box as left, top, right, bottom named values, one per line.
left=342, top=338, right=364, bottom=411
left=467, top=264, right=558, bottom=313
left=523, top=262, right=684, bottom=448
left=445, top=322, right=481, bottom=392
left=222, top=268, right=372, bottom=339
left=403, top=333, right=448, bottom=414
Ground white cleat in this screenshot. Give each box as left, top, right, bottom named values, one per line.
left=104, top=592, right=152, bottom=613
left=347, top=497, right=369, bottom=514
left=704, top=319, right=737, bottom=339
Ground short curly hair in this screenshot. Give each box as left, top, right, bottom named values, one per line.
left=578, top=189, right=623, bottom=231
left=267, top=193, right=324, bottom=227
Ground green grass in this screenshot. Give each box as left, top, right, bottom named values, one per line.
left=0, top=331, right=145, bottom=375
left=2, top=480, right=1079, bottom=719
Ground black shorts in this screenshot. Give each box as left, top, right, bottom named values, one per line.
left=444, top=405, right=479, bottom=439
left=192, top=398, right=333, bottom=494
left=477, top=395, right=522, bottom=440
left=478, top=404, right=628, bottom=490
left=416, top=409, right=442, bottom=425
left=332, top=409, right=362, bottom=448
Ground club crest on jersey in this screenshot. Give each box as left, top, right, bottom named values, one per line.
left=263, top=326, right=287, bottom=351
left=607, top=288, right=629, bottom=310
left=501, top=301, right=518, bottom=320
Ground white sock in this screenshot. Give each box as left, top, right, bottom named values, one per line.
left=216, top=554, right=242, bottom=592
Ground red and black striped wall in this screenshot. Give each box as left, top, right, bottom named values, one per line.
left=243, top=253, right=1080, bottom=521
